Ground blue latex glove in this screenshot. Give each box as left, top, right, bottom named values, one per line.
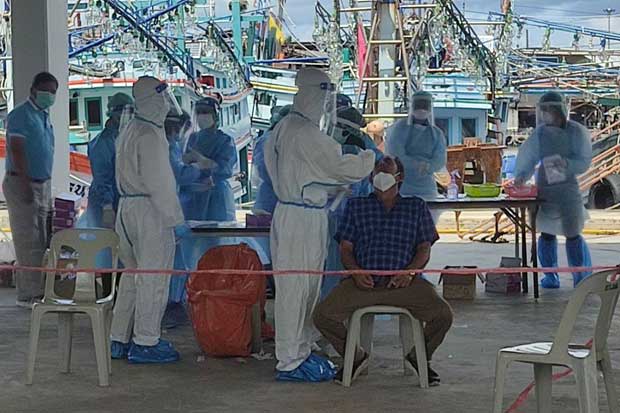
left=174, top=224, right=192, bottom=243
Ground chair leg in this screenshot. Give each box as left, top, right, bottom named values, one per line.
left=89, top=310, right=110, bottom=387
left=342, top=313, right=362, bottom=387
left=599, top=351, right=619, bottom=413
left=399, top=316, right=415, bottom=376
left=574, top=357, right=600, bottom=413
left=359, top=314, right=374, bottom=356
left=493, top=356, right=510, bottom=413
left=534, top=364, right=552, bottom=413
left=404, top=316, right=429, bottom=389
left=105, top=308, right=113, bottom=375
left=358, top=314, right=373, bottom=376
left=26, top=307, right=44, bottom=385
left=58, top=313, right=74, bottom=374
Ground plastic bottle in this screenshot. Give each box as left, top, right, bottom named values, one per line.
left=447, top=170, right=460, bottom=200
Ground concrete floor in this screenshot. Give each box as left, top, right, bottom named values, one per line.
left=1, top=239, right=619, bottom=413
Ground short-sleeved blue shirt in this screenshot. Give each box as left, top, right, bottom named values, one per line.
left=6, top=100, right=55, bottom=180
left=335, top=194, right=439, bottom=287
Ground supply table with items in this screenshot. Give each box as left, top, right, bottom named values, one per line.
left=426, top=196, right=542, bottom=299
left=188, top=222, right=271, bottom=238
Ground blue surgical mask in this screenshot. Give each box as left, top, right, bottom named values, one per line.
left=35, top=91, right=56, bottom=110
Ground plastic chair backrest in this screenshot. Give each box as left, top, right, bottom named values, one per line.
left=551, top=269, right=620, bottom=357
left=45, top=229, right=120, bottom=303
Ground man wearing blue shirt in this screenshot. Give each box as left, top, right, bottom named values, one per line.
left=314, top=156, right=453, bottom=386
left=3, top=72, right=58, bottom=308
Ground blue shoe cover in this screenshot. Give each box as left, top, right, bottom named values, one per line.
left=541, top=275, right=560, bottom=289
left=161, top=302, right=189, bottom=329
left=566, top=236, right=592, bottom=287
left=128, top=339, right=180, bottom=364
left=111, top=341, right=131, bottom=359
left=275, top=353, right=337, bottom=382
left=538, top=235, right=560, bottom=289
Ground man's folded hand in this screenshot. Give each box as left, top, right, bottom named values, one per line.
left=352, top=274, right=374, bottom=290
left=388, top=275, right=414, bottom=289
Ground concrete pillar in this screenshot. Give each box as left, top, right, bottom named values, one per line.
left=11, top=0, right=69, bottom=195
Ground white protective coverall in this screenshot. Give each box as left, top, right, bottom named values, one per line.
left=110, top=76, right=184, bottom=346
left=264, top=68, right=376, bottom=371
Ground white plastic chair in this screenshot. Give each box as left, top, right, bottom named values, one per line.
left=493, top=269, right=620, bottom=413
left=341, top=306, right=429, bottom=388
left=26, top=229, right=120, bottom=387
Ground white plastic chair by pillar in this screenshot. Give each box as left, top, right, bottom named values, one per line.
left=26, top=229, right=120, bottom=387
left=493, top=269, right=620, bottom=413
left=341, top=306, right=429, bottom=388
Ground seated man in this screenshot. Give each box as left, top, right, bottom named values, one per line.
left=313, top=156, right=453, bottom=386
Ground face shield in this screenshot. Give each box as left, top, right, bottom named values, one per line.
left=165, top=111, right=191, bottom=142
left=407, top=91, right=434, bottom=126
left=193, top=98, right=220, bottom=131
left=156, top=82, right=182, bottom=117
left=118, top=105, right=135, bottom=135
left=536, top=93, right=568, bottom=128
left=319, top=81, right=337, bottom=137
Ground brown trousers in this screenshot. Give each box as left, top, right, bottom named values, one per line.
left=313, top=277, right=453, bottom=361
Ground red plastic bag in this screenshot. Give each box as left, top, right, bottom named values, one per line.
left=187, top=244, right=265, bottom=357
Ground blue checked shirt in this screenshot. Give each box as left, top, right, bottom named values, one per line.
left=335, top=194, right=439, bottom=288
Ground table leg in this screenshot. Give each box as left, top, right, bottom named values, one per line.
left=251, top=302, right=262, bottom=354
left=531, top=207, right=539, bottom=300
left=520, top=208, right=529, bottom=294
left=514, top=209, right=520, bottom=258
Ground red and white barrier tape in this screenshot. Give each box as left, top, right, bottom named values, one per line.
left=2, top=264, right=619, bottom=277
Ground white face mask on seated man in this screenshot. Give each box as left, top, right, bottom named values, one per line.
left=373, top=172, right=399, bottom=192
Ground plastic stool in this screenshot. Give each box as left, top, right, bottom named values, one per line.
left=342, top=306, right=429, bottom=388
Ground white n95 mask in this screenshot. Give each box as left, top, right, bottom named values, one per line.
left=373, top=172, right=397, bottom=192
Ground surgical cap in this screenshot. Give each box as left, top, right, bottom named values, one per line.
left=337, top=106, right=366, bottom=128
left=195, top=96, right=220, bottom=113
left=108, top=92, right=133, bottom=114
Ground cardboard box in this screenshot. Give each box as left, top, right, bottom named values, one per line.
left=485, top=257, right=523, bottom=294
left=54, top=192, right=83, bottom=212
left=52, top=217, right=74, bottom=229
left=440, top=266, right=479, bottom=300
left=54, top=208, right=77, bottom=219
left=246, top=214, right=272, bottom=228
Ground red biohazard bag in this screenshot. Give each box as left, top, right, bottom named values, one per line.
left=187, top=244, right=265, bottom=357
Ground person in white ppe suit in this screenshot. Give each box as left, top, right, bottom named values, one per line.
left=514, top=91, right=593, bottom=289
left=386, top=91, right=446, bottom=221
left=265, top=67, right=376, bottom=380
left=110, top=76, right=185, bottom=363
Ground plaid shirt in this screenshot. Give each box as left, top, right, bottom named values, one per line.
left=335, top=194, right=439, bottom=287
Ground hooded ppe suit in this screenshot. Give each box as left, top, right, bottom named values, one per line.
left=110, top=76, right=184, bottom=356
left=265, top=68, right=376, bottom=372
left=385, top=91, right=446, bottom=202
left=515, top=91, right=593, bottom=288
